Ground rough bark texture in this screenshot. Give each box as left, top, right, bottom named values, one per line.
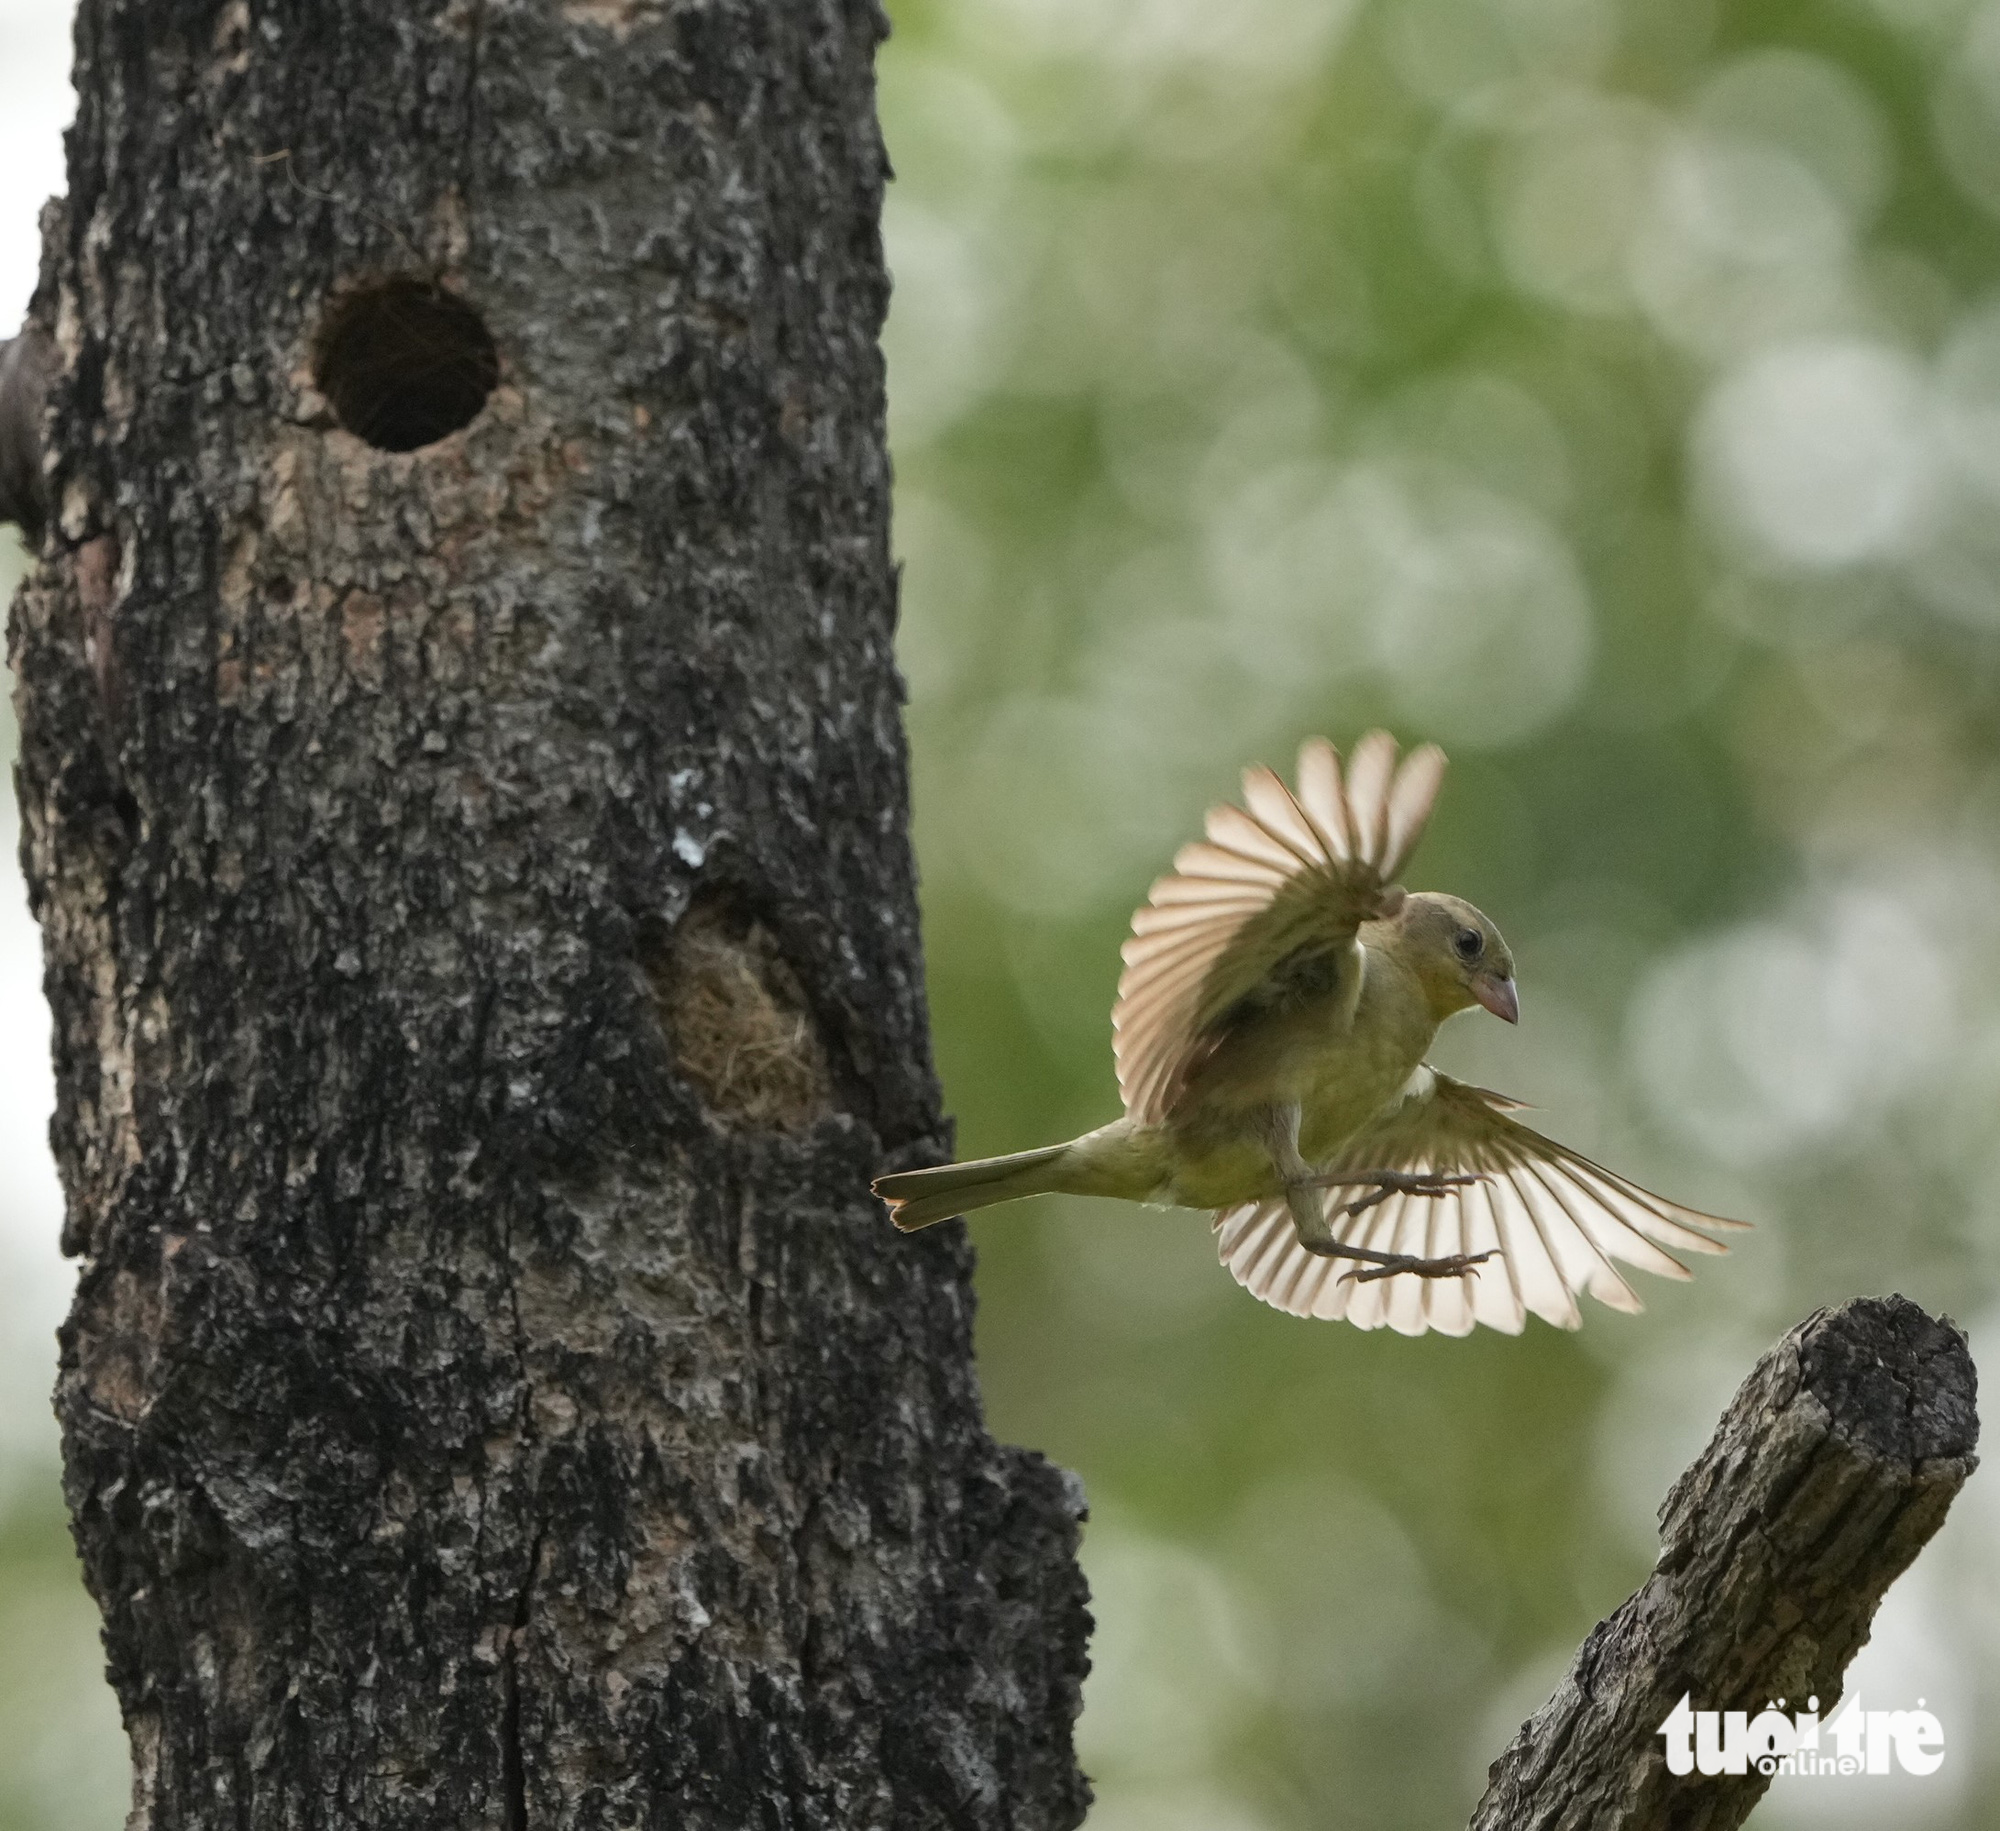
left=1470, top=1295, right=1977, bottom=1831
left=15, top=4, right=1091, bottom=1827
left=0, top=325, right=50, bottom=543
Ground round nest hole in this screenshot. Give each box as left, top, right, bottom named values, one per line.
left=313, top=279, right=499, bottom=452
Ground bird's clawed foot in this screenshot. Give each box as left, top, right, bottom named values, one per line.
left=1304, top=1168, right=1486, bottom=1219
left=1340, top=1248, right=1497, bottom=1285
left=1291, top=1231, right=1498, bottom=1282
left=1286, top=1168, right=1496, bottom=1284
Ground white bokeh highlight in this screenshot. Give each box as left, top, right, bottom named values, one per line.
left=1630, top=870, right=1963, bottom=1169
left=0, top=1, right=74, bottom=325
left=1696, top=338, right=1936, bottom=570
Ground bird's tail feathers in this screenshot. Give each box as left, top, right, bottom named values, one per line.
left=873, top=1142, right=1073, bottom=1232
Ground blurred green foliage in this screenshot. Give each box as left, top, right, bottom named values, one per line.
left=0, top=1484, right=123, bottom=1831
left=881, top=0, right=2000, bottom=1824
left=8, top=0, right=2000, bottom=1823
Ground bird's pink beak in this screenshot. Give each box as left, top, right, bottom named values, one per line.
left=1473, top=974, right=1519, bottom=1024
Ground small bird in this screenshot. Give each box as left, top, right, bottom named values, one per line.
left=874, top=732, right=1743, bottom=1336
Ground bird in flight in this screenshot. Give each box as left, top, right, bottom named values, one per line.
left=873, top=732, right=1743, bottom=1336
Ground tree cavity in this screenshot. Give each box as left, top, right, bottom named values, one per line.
left=314, top=279, right=499, bottom=452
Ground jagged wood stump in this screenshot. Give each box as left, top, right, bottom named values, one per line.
left=1472, top=1295, right=1977, bottom=1831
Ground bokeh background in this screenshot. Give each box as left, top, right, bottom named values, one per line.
left=4, top=0, right=2000, bottom=1823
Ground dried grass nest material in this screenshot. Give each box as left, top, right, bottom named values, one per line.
left=651, top=904, right=832, bottom=1129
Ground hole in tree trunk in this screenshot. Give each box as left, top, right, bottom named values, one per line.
left=313, top=279, right=499, bottom=451
left=644, top=898, right=834, bottom=1130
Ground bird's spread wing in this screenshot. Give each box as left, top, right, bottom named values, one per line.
left=1214, top=1069, right=1745, bottom=1336
left=1113, top=732, right=1446, bottom=1124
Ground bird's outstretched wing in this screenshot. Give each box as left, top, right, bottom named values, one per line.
left=1113, top=732, right=1446, bottom=1124
left=1213, top=1069, right=1745, bottom=1336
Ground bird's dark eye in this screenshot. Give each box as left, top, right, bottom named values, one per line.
left=1453, top=928, right=1483, bottom=962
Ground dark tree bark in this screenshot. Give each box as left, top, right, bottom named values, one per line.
left=1471, top=1295, right=1977, bottom=1831
left=0, top=325, right=50, bottom=543
left=15, top=4, right=1090, bottom=1827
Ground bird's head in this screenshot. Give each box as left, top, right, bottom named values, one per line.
left=1380, top=890, right=1518, bottom=1025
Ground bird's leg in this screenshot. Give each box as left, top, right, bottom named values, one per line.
left=1284, top=1161, right=1498, bottom=1283
left=1258, top=1108, right=1494, bottom=1281
left=1259, top=1102, right=1329, bottom=1246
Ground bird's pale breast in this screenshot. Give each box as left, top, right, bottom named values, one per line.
left=1153, top=941, right=1438, bottom=1209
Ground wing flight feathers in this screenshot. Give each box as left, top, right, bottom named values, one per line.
left=1239, top=765, right=1326, bottom=863
left=1295, top=739, right=1353, bottom=857
left=1344, top=730, right=1395, bottom=865
left=1214, top=1071, right=1742, bottom=1336
left=1382, top=744, right=1446, bottom=879
left=1112, top=733, right=1447, bottom=1123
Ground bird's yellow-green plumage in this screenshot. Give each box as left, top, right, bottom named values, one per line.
left=873, top=732, right=1744, bottom=1337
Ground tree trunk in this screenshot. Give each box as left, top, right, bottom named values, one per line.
left=15, top=4, right=1091, bottom=1827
